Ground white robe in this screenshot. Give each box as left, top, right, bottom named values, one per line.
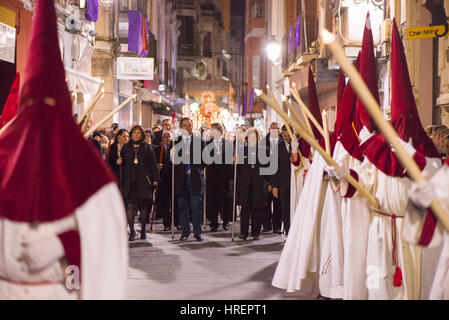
left=290, top=158, right=310, bottom=223
left=272, top=152, right=326, bottom=295
left=335, top=143, right=371, bottom=300
left=0, top=182, right=128, bottom=300
left=353, top=157, right=441, bottom=300
left=421, top=165, right=449, bottom=300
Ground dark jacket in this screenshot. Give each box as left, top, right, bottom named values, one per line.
left=152, top=130, right=163, bottom=147
left=205, top=138, right=235, bottom=200
left=272, top=139, right=292, bottom=195
left=153, top=143, right=173, bottom=192
left=107, top=143, right=122, bottom=180
left=173, top=134, right=205, bottom=197
left=236, top=144, right=271, bottom=208
left=120, top=142, right=160, bottom=201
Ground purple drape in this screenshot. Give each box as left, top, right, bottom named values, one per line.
left=242, top=92, right=247, bottom=116
left=128, top=11, right=142, bottom=53
left=85, top=0, right=98, bottom=22
left=295, top=16, right=301, bottom=47
left=249, top=88, right=254, bottom=112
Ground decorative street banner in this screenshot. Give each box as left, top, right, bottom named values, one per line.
left=0, top=22, right=16, bottom=63
left=406, top=25, right=446, bottom=40
left=128, top=10, right=142, bottom=53
left=117, top=57, right=154, bottom=80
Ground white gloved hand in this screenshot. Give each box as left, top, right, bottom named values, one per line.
left=408, top=181, right=436, bottom=208
left=393, top=138, right=416, bottom=157
left=326, top=164, right=349, bottom=180
left=22, top=232, right=65, bottom=272
left=291, top=139, right=299, bottom=153
left=359, top=126, right=375, bottom=145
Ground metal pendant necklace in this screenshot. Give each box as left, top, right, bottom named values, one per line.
left=133, top=144, right=139, bottom=164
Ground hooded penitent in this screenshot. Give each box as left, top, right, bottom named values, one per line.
left=0, top=0, right=127, bottom=299
left=363, top=19, right=441, bottom=248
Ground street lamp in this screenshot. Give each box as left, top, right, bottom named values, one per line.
left=266, top=35, right=281, bottom=65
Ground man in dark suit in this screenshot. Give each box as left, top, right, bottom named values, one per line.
left=153, top=118, right=172, bottom=147
left=271, top=125, right=293, bottom=235
left=263, top=122, right=282, bottom=234
left=205, top=123, right=234, bottom=232
left=153, top=131, right=179, bottom=231
left=173, top=118, right=205, bottom=241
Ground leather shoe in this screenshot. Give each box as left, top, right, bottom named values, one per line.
left=128, top=231, right=136, bottom=242
left=195, top=235, right=203, bottom=242
left=179, top=235, right=189, bottom=241
left=238, top=235, right=247, bottom=241
left=223, top=224, right=230, bottom=231
left=140, top=233, right=146, bottom=240
left=253, top=235, right=260, bottom=240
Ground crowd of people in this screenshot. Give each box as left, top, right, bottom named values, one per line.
left=87, top=116, right=298, bottom=243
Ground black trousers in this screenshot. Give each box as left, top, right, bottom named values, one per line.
left=264, top=193, right=282, bottom=231
left=279, top=192, right=290, bottom=235
left=240, top=185, right=264, bottom=237
left=207, top=192, right=232, bottom=228
left=240, top=204, right=264, bottom=237
left=156, top=186, right=179, bottom=228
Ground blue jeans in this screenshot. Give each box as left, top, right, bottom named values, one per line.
left=177, top=174, right=202, bottom=237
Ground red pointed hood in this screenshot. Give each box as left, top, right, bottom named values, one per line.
left=0, top=72, right=20, bottom=129
left=354, top=12, right=379, bottom=134
left=19, top=0, right=71, bottom=113
left=334, top=53, right=360, bottom=138
left=0, top=0, right=115, bottom=223
left=389, top=19, right=439, bottom=159
left=364, top=19, right=439, bottom=177
left=337, top=68, right=346, bottom=107
left=308, top=67, right=323, bottom=141
left=337, top=53, right=372, bottom=161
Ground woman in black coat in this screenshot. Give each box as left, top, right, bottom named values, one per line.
left=107, top=129, right=129, bottom=188
left=236, top=127, right=271, bottom=240
left=120, top=125, right=160, bottom=241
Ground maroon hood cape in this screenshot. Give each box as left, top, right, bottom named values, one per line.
left=0, top=0, right=115, bottom=223
left=364, top=19, right=440, bottom=247
left=0, top=72, right=20, bottom=129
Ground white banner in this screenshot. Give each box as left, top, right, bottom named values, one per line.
left=0, top=22, right=16, bottom=64
left=117, top=57, right=154, bottom=80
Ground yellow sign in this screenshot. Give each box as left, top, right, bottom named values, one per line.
left=0, top=5, right=16, bottom=28
left=406, top=25, right=446, bottom=40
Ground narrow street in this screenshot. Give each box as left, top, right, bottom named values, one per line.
left=127, top=221, right=313, bottom=300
